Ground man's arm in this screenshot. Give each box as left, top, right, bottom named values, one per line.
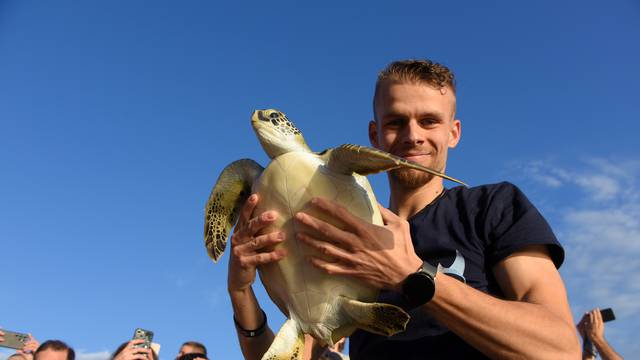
left=426, top=245, right=580, bottom=359
left=227, top=193, right=285, bottom=360
left=296, top=197, right=581, bottom=359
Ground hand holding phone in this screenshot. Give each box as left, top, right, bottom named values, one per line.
left=132, top=328, right=154, bottom=350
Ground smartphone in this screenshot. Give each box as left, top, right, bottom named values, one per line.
left=0, top=330, right=29, bottom=350
left=600, top=308, right=616, bottom=322
left=132, top=328, right=154, bottom=349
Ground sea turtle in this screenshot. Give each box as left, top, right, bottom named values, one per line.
left=204, top=109, right=466, bottom=360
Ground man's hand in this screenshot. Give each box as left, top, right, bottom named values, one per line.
left=16, top=334, right=40, bottom=360
left=578, top=309, right=606, bottom=343
left=228, top=193, right=287, bottom=294
left=113, top=340, right=153, bottom=360
left=295, top=197, right=422, bottom=291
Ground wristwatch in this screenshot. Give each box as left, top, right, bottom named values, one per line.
left=401, top=260, right=437, bottom=308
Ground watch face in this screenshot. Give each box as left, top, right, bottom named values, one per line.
left=402, top=271, right=435, bottom=308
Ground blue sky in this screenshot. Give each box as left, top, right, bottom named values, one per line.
left=1, top=1, right=639, bottom=359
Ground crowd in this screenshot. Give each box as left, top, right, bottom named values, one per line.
left=0, top=331, right=210, bottom=360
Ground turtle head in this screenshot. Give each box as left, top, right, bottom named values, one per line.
left=251, top=109, right=312, bottom=158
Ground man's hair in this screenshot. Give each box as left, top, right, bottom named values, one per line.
left=373, top=59, right=457, bottom=120
left=35, top=340, right=75, bottom=360
left=181, top=341, right=207, bottom=356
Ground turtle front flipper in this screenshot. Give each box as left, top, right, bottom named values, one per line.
left=262, top=319, right=305, bottom=360
left=324, top=144, right=467, bottom=186
left=205, top=159, right=264, bottom=262
left=337, top=296, right=410, bottom=339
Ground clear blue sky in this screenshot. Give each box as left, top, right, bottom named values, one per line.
left=1, top=1, right=639, bottom=359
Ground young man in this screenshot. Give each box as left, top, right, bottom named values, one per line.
left=227, top=59, right=581, bottom=359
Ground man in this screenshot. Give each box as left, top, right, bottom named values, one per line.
left=228, top=59, right=581, bottom=359
left=577, top=308, right=623, bottom=360
left=33, top=340, right=74, bottom=360
left=175, top=341, right=208, bottom=360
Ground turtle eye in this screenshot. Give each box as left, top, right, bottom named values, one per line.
left=257, top=111, right=270, bottom=122
left=269, top=112, right=279, bottom=119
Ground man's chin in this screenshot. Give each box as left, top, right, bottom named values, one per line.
left=389, top=168, right=434, bottom=189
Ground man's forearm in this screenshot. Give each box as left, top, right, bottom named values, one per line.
left=229, top=288, right=275, bottom=360
left=425, top=274, right=581, bottom=359
left=592, top=336, right=624, bottom=360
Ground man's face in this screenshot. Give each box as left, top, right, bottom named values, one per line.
left=178, top=345, right=200, bottom=357
left=34, top=349, right=67, bottom=360
left=370, top=81, right=460, bottom=188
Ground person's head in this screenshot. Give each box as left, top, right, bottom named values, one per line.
left=370, top=59, right=461, bottom=188
left=177, top=341, right=207, bottom=358
left=34, top=340, right=75, bottom=360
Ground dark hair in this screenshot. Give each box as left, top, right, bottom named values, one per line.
left=35, top=340, right=75, bottom=360
left=180, top=341, right=207, bottom=356
left=111, top=341, right=158, bottom=360
left=373, top=59, right=457, bottom=120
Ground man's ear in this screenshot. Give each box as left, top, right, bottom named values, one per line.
left=448, top=119, right=461, bottom=148
left=368, top=120, right=379, bottom=148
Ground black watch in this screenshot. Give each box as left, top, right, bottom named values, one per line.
left=401, top=261, right=437, bottom=308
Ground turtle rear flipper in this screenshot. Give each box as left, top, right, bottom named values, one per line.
left=262, top=319, right=305, bottom=360
left=339, top=296, right=410, bottom=338
left=325, top=144, right=467, bottom=186
left=204, top=159, right=264, bottom=262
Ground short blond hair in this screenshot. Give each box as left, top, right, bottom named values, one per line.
left=373, top=59, right=456, bottom=119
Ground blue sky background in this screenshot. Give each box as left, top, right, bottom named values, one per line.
left=1, top=1, right=639, bottom=359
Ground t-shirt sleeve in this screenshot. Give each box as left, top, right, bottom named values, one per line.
left=484, top=182, right=564, bottom=268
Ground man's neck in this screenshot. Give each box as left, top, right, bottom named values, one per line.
left=389, top=177, right=445, bottom=220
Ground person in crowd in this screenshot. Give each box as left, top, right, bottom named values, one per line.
left=34, top=340, right=74, bottom=360
left=175, top=341, right=207, bottom=360
left=578, top=308, right=624, bottom=360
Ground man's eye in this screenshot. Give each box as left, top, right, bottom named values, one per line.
left=386, top=119, right=403, bottom=127
left=420, top=118, right=437, bottom=126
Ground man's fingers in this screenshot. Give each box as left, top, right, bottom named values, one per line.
left=239, top=249, right=287, bottom=268
left=232, top=211, right=279, bottom=246
left=594, top=308, right=602, bottom=324
left=234, top=232, right=285, bottom=256
left=295, top=211, right=350, bottom=245
left=309, top=197, right=361, bottom=230
left=307, top=256, right=355, bottom=276
left=238, top=194, right=258, bottom=227
left=297, top=232, right=352, bottom=261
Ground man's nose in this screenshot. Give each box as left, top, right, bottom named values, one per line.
left=402, top=120, right=425, bottom=144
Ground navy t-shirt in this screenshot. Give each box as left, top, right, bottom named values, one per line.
left=349, top=182, right=564, bottom=359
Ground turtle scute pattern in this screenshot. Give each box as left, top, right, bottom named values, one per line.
left=259, top=110, right=301, bottom=136
left=205, top=188, right=248, bottom=259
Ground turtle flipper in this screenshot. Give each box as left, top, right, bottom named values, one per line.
left=205, top=159, right=264, bottom=262
left=325, top=144, right=467, bottom=186
left=339, top=296, right=410, bottom=337
left=262, top=319, right=305, bottom=360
